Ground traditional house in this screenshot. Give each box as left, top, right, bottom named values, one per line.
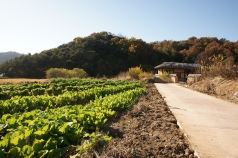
left=154, top=62, right=201, bottom=81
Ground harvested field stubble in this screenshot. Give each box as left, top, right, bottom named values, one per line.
left=0, top=78, right=49, bottom=84
left=99, top=83, right=196, bottom=158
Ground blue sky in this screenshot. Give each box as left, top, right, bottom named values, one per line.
left=0, top=0, right=238, bottom=54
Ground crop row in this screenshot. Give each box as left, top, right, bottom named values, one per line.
left=0, top=79, right=141, bottom=99
left=0, top=83, right=142, bottom=116
left=0, top=88, right=145, bottom=158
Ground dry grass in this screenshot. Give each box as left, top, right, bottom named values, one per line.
left=201, top=62, right=238, bottom=80
left=186, top=77, right=238, bottom=104
left=113, top=72, right=131, bottom=80
left=0, top=78, right=49, bottom=84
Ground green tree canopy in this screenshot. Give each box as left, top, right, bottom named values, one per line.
left=0, top=32, right=237, bottom=78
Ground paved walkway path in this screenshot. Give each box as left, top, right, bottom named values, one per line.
left=154, top=83, right=238, bottom=158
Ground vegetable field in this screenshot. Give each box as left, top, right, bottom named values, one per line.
left=0, top=78, right=145, bottom=158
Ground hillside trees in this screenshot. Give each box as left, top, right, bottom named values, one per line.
left=0, top=32, right=237, bottom=78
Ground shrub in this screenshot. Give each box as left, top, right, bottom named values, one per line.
left=71, top=68, right=88, bottom=78
left=46, top=68, right=88, bottom=79
left=138, top=71, right=154, bottom=80
left=46, top=68, right=67, bottom=78
left=128, top=67, right=143, bottom=79
left=159, top=71, right=170, bottom=80
left=157, top=71, right=172, bottom=82
left=200, top=54, right=238, bottom=80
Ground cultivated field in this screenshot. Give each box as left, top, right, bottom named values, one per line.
left=0, top=78, right=195, bottom=158
left=0, top=78, right=145, bottom=157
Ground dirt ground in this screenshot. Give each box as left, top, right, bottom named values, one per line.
left=98, top=83, right=196, bottom=158
left=183, top=77, right=238, bottom=104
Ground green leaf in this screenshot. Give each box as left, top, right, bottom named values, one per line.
left=32, top=139, right=45, bottom=153
left=37, top=150, right=49, bottom=158
left=24, top=120, right=35, bottom=126
left=1, top=114, right=12, bottom=122
left=55, top=146, right=69, bottom=157
left=33, top=130, right=48, bottom=140
left=0, top=124, right=8, bottom=133
left=22, top=145, right=32, bottom=157
left=6, top=117, right=17, bottom=126
left=43, top=138, right=57, bottom=150
left=46, top=149, right=55, bottom=158
left=24, top=129, right=33, bottom=138
left=8, top=147, right=22, bottom=158
left=0, top=148, right=4, bottom=158
left=10, top=136, right=20, bottom=146
left=10, top=130, right=25, bottom=147
left=41, top=119, right=49, bottom=124
left=103, top=135, right=112, bottom=142
left=42, top=124, right=50, bottom=132
left=59, top=122, right=69, bottom=134
left=83, top=133, right=90, bottom=137
left=0, top=137, right=9, bottom=149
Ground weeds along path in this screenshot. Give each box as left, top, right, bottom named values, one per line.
left=99, top=83, right=195, bottom=158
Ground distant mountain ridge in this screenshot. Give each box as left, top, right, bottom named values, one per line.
left=0, top=51, right=23, bottom=64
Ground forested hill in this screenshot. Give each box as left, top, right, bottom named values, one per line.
left=0, top=52, right=23, bottom=65
left=0, top=32, right=237, bottom=78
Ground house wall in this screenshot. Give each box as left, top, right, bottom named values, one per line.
left=174, top=69, right=185, bottom=79
left=173, top=69, right=185, bottom=73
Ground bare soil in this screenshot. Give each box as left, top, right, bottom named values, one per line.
left=99, top=83, right=196, bottom=158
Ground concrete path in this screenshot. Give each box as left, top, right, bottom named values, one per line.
left=154, top=83, right=238, bottom=158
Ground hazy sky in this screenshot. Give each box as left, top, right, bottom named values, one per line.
left=1, top=0, right=238, bottom=54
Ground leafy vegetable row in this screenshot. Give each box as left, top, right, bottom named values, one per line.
left=0, top=79, right=141, bottom=99
left=0, top=88, right=145, bottom=158
left=0, top=83, right=142, bottom=116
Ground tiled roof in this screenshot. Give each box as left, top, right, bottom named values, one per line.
left=154, top=62, right=201, bottom=69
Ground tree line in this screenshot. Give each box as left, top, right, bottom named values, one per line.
left=0, top=32, right=237, bottom=78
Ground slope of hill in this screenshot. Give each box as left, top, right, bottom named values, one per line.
left=0, top=51, right=23, bottom=64
left=184, top=77, right=238, bottom=104
left=0, top=32, right=237, bottom=78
